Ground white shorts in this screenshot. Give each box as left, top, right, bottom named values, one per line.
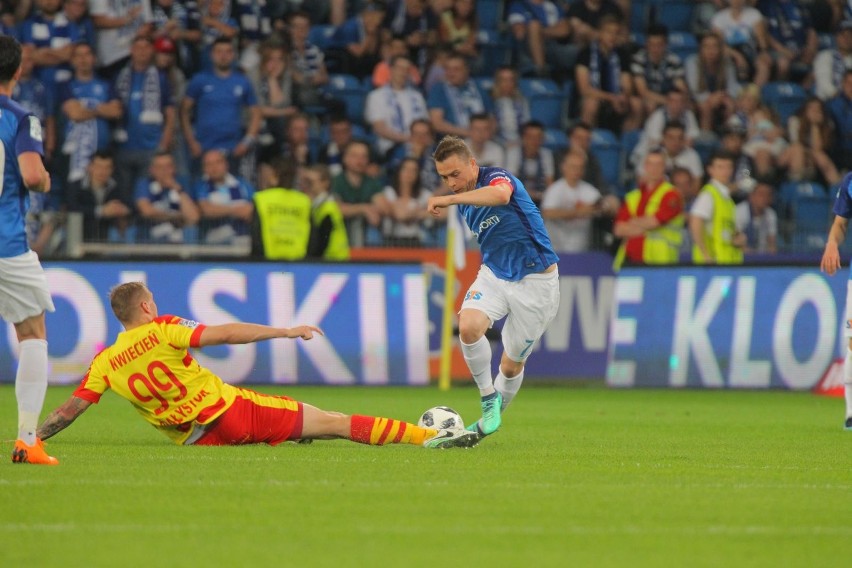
left=461, top=265, right=560, bottom=363
left=0, top=250, right=55, bottom=324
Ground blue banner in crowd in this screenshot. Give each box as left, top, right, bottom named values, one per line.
left=0, top=263, right=429, bottom=386
left=608, top=266, right=848, bottom=390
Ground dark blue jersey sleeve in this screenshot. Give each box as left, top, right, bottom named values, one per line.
left=834, top=174, right=852, bottom=218
left=15, top=114, right=44, bottom=156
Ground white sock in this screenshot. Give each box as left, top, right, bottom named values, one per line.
left=461, top=335, right=494, bottom=396
left=494, top=368, right=524, bottom=409
left=16, top=339, right=48, bottom=445
left=845, top=350, right=852, bottom=419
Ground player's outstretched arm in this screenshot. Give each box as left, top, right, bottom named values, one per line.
left=198, top=323, right=323, bottom=347
left=821, top=216, right=849, bottom=276
left=37, top=396, right=92, bottom=441
left=427, top=183, right=513, bottom=215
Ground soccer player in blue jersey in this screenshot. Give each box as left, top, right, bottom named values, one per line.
left=0, top=36, right=58, bottom=465
left=428, top=135, right=560, bottom=437
left=820, top=172, right=852, bottom=430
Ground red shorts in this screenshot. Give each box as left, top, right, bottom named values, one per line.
left=194, top=389, right=303, bottom=446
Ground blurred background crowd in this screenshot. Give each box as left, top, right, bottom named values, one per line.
left=3, top=0, right=851, bottom=260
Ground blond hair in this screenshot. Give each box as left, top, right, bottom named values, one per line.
left=432, top=135, right=472, bottom=163
left=109, top=282, right=150, bottom=324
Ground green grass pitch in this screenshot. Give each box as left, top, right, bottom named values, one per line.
left=2, top=384, right=852, bottom=567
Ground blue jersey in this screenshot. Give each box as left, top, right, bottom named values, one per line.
left=0, top=96, right=45, bottom=258
left=832, top=172, right=852, bottom=278
left=19, top=13, right=80, bottom=87
left=460, top=167, right=558, bottom=281
left=186, top=71, right=257, bottom=151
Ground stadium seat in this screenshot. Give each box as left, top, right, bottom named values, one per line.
left=543, top=128, right=568, bottom=153
left=630, top=32, right=645, bottom=47
left=790, top=194, right=832, bottom=251
left=648, top=0, right=694, bottom=32
left=630, top=0, right=648, bottom=33
left=668, top=32, right=698, bottom=63
left=590, top=129, right=622, bottom=192
left=475, top=29, right=512, bottom=77
left=761, top=82, right=808, bottom=125
left=477, top=0, right=504, bottom=31
left=520, top=78, right=564, bottom=126
left=325, top=74, right=368, bottom=124
left=308, top=25, right=336, bottom=51
left=818, top=33, right=836, bottom=51
left=692, top=137, right=719, bottom=166
left=474, top=76, right=494, bottom=95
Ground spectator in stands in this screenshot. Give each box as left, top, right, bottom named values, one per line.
left=423, top=45, right=450, bottom=93
left=332, top=140, right=389, bottom=235
left=779, top=97, right=840, bottom=184
left=466, top=113, right=505, bottom=167
left=390, top=118, right=442, bottom=194
left=490, top=66, right=530, bottom=149
left=631, top=89, right=700, bottom=169
left=19, top=0, right=81, bottom=88
left=63, top=0, right=96, bottom=47
left=566, top=0, right=624, bottom=46
left=90, top=0, right=154, bottom=80
left=828, top=69, right=852, bottom=172
left=372, top=36, right=423, bottom=87
left=382, top=157, right=434, bottom=246
left=60, top=42, right=123, bottom=186
left=719, top=124, right=758, bottom=195
left=743, top=108, right=788, bottom=182
left=280, top=113, right=313, bottom=170
left=153, top=36, right=190, bottom=178
left=690, top=150, right=746, bottom=264
left=386, top=0, right=436, bottom=70
left=114, top=36, right=175, bottom=202
left=670, top=166, right=697, bottom=257
left=438, top=0, right=478, bottom=60
left=814, top=20, right=852, bottom=101
left=232, top=0, right=274, bottom=72
left=199, top=0, right=238, bottom=72
left=134, top=151, right=199, bottom=243
left=613, top=150, right=684, bottom=268
left=329, top=1, right=386, bottom=79
left=725, top=82, right=763, bottom=133
left=66, top=151, right=133, bottom=241
left=252, top=40, right=298, bottom=163
left=507, top=0, right=572, bottom=77
left=288, top=11, right=335, bottom=115
left=251, top=157, right=311, bottom=260
left=735, top=179, right=778, bottom=254
left=195, top=148, right=255, bottom=246
left=181, top=37, right=261, bottom=178
left=541, top=151, right=613, bottom=253
left=567, top=121, right=605, bottom=191
left=151, top=0, right=202, bottom=75
left=427, top=53, right=491, bottom=137
left=301, top=164, right=350, bottom=260
left=630, top=24, right=688, bottom=116
left=365, top=54, right=430, bottom=159
left=14, top=44, right=55, bottom=162
left=507, top=120, right=554, bottom=205
left=711, top=0, right=772, bottom=86
left=758, top=0, right=817, bottom=83
left=657, top=121, right=705, bottom=181
left=686, top=32, right=741, bottom=133
left=302, top=164, right=350, bottom=260
left=574, top=15, right=640, bottom=133
left=319, top=115, right=354, bottom=177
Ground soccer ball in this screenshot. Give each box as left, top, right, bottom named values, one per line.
left=418, top=406, right=465, bottom=430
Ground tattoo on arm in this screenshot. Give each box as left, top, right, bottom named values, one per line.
left=37, top=397, right=91, bottom=441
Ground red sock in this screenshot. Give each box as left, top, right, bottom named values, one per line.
left=349, top=415, right=434, bottom=445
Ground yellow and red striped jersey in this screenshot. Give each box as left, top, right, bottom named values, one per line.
left=74, top=315, right=238, bottom=445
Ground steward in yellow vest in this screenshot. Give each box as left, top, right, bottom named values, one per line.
left=303, top=165, right=350, bottom=261
left=613, top=151, right=684, bottom=269
left=251, top=158, right=312, bottom=260
left=689, top=152, right=745, bottom=264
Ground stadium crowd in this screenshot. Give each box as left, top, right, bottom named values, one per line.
left=4, top=0, right=852, bottom=261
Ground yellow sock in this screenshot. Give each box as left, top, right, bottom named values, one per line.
left=350, top=415, right=437, bottom=446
